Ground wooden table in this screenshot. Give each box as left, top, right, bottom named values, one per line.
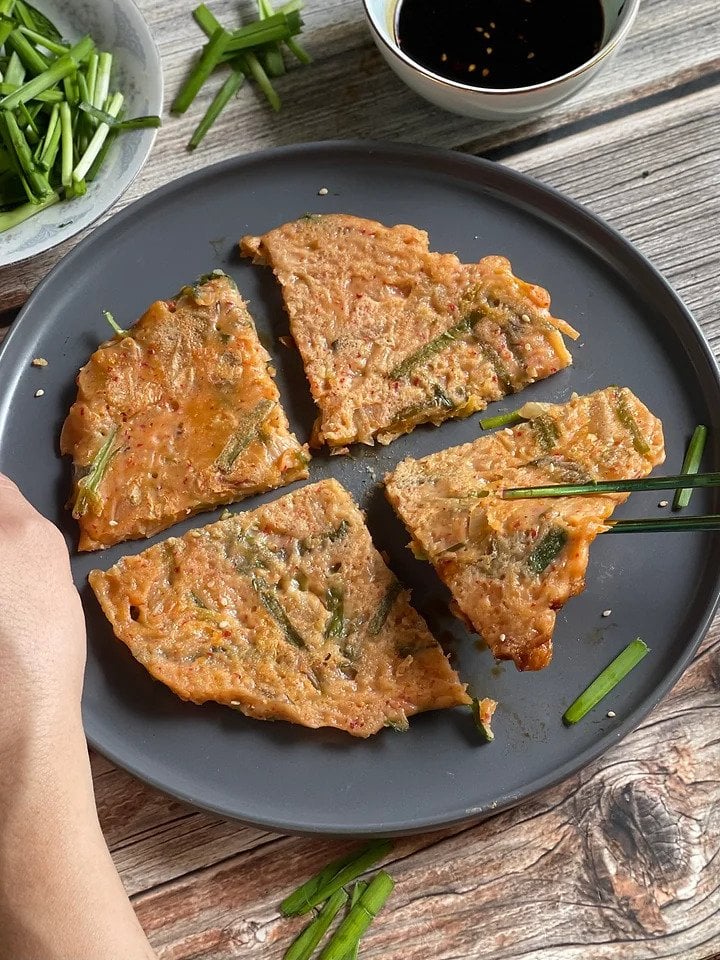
left=2, top=2, right=720, bottom=957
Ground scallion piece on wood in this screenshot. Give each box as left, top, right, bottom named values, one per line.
left=502, top=471, right=720, bottom=500
left=224, top=12, right=301, bottom=54
left=280, top=841, right=392, bottom=917
left=171, top=26, right=231, bottom=114
left=605, top=514, right=720, bottom=533
left=257, top=0, right=286, bottom=77
left=317, top=871, right=395, bottom=960
left=673, top=425, right=708, bottom=511
left=180, top=2, right=310, bottom=147
left=343, top=882, right=368, bottom=960
left=479, top=409, right=526, bottom=430
left=562, top=638, right=649, bottom=725
left=283, top=888, right=348, bottom=960
left=240, top=50, right=281, bottom=110
left=192, top=3, right=222, bottom=37
left=188, top=65, right=244, bottom=150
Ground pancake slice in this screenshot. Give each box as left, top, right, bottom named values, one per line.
left=89, top=479, right=469, bottom=737
left=61, top=273, right=309, bottom=551
left=240, top=214, right=579, bottom=449
left=385, top=387, right=665, bottom=671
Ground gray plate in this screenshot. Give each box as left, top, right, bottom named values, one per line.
left=1, top=141, right=719, bottom=837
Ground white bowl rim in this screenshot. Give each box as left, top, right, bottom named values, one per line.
left=363, top=0, right=642, bottom=96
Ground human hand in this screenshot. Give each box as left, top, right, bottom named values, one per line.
left=0, top=473, right=157, bottom=959
left=0, top=472, right=86, bottom=744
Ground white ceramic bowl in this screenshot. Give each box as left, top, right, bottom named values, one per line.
left=363, top=0, right=641, bottom=120
left=0, top=0, right=162, bottom=268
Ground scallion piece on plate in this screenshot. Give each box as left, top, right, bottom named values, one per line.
left=479, top=409, right=526, bottom=430
left=103, top=310, right=127, bottom=337
left=673, top=425, right=708, bottom=511
left=280, top=840, right=392, bottom=917
left=471, top=697, right=496, bottom=741
left=562, top=638, right=650, bottom=725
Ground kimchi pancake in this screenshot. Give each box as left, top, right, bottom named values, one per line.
left=385, top=387, right=665, bottom=671
left=240, top=214, right=579, bottom=448
left=89, top=479, right=469, bottom=737
left=61, top=273, right=309, bottom=551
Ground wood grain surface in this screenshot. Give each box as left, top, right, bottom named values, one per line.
left=1, top=1, right=719, bottom=958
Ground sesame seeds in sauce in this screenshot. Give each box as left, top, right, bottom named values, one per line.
left=396, top=0, right=604, bottom=89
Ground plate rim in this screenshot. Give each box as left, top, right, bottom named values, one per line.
left=2, top=139, right=720, bottom=836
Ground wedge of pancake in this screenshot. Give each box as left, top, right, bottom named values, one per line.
left=385, top=387, right=665, bottom=671
left=240, top=214, right=579, bottom=449
left=61, top=273, right=309, bottom=551
left=89, top=479, right=469, bottom=736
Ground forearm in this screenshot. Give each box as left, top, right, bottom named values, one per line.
left=0, top=711, right=156, bottom=960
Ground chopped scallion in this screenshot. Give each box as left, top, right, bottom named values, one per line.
left=673, top=425, right=708, bottom=511
left=280, top=841, right=392, bottom=917
left=317, top=871, right=395, bottom=960
left=563, top=638, right=649, bottom=725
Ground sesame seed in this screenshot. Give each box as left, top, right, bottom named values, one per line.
left=602, top=609, right=612, bottom=617
left=499, top=633, right=506, bottom=641
left=468, top=63, right=476, bottom=72
left=490, top=21, right=496, bottom=28
left=108, top=519, right=118, bottom=527
left=527, top=52, right=535, bottom=60
left=658, top=500, right=669, bottom=508
left=219, top=620, right=230, bottom=628
left=607, top=710, right=616, bottom=718
left=318, top=187, right=329, bottom=196
left=481, top=68, right=490, bottom=77
left=31, top=357, right=48, bottom=367
left=521, top=313, right=531, bottom=322
left=34, top=388, right=44, bottom=397
left=483, top=31, right=490, bottom=38
left=486, top=47, right=493, bottom=54
left=230, top=700, right=240, bottom=706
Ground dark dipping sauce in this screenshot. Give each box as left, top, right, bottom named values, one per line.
left=396, top=0, right=605, bottom=90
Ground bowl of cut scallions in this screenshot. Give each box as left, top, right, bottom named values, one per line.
left=0, top=0, right=162, bottom=266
